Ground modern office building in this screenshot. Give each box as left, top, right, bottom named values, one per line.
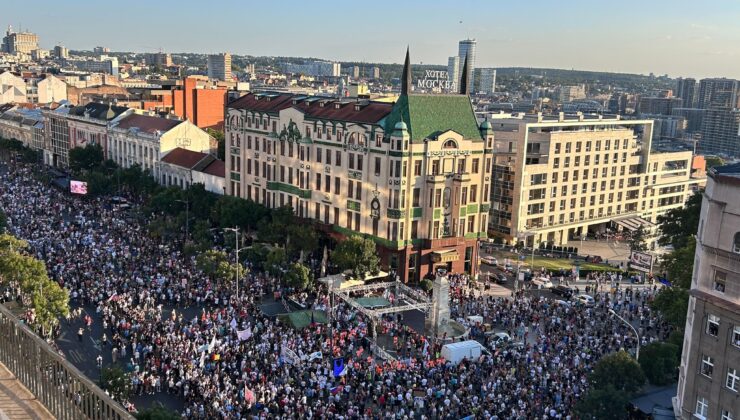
left=697, top=78, right=739, bottom=109
left=224, top=50, right=491, bottom=281
left=488, top=113, right=705, bottom=247
left=672, top=107, right=705, bottom=134
left=608, top=93, right=629, bottom=115
left=675, top=163, right=740, bottom=420
left=93, top=46, right=110, bottom=54
left=676, top=77, right=697, bottom=108
left=1, top=26, right=39, bottom=54
left=479, top=68, right=496, bottom=95
left=42, top=104, right=72, bottom=167
left=699, top=108, right=740, bottom=158
left=447, top=56, right=460, bottom=93
left=638, top=96, right=682, bottom=116
left=207, top=53, right=232, bottom=81
left=458, top=39, right=476, bottom=94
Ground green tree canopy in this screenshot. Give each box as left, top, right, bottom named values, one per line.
left=639, top=342, right=679, bottom=385
left=628, top=225, right=648, bottom=252
left=285, top=262, right=311, bottom=290
left=196, top=250, right=241, bottom=285
left=68, top=143, right=104, bottom=173
left=574, top=385, right=632, bottom=420
left=588, top=350, right=645, bottom=395
left=101, top=366, right=132, bottom=401
left=206, top=128, right=225, bottom=161
left=265, top=248, right=286, bottom=278
left=135, top=403, right=181, bottom=420
left=287, top=224, right=318, bottom=261
left=661, top=236, right=696, bottom=289
left=243, top=244, right=270, bottom=270
left=650, top=287, right=690, bottom=330
left=331, top=235, right=380, bottom=280
left=657, top=192, right=702, bottom=249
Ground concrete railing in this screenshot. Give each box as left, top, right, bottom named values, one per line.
left=0, top=304, right=133, bottom=420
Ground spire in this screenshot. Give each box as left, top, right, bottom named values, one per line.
left=459, top=52, right=469, bottom=95
left=401, top=46, right=411, bottom=95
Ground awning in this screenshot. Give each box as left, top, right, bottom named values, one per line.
left=612, top=216, right=655, bottom=232
left=431, top=249, right=460, bottom=263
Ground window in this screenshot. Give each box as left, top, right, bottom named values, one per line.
left=727, top=367, right=739, bottom=391
left=695, top=397, right=708, bottom=419
left=472, top=158, right=480, bottom=173
left=325, top=175, right=331, bottom=193
left=701, top=354, right=714, bottom=378
left=443, top=139, right=457, bottom=149
left=722, top=410, right=734, bottom=420
left=414, top=160, right=422, bottom=176
left=707, top=314, right=720, bottom=336
left=412, top=188, right=420, bottom=207
left=374, top=157, right=381, bottom=176
left=357, top=155, right=363, bottom=171
left=336, top=151, right=341, bottom=167
left=734, top=232, right=740, bottom=253
left=734, top=326, right=740, bottom=348
left=335, top=177, right=341, bottom=195
left=317, top=148, right=323, bottom=163
left=715, top=271, right=727, bottom=293
left=470, top=185, right=478, bottom=203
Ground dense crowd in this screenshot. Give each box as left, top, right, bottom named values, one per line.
left=0, top=164, right=672, bottom=419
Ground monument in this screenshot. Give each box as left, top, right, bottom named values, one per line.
left=425, top=269, right=451, bottom=337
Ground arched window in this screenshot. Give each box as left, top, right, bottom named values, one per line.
left=443, top=139, right=457, bottom=149
left=733, top=232, right=740, bottom=253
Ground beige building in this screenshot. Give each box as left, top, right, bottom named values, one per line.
left=1, top=27, right=39, bottom=55
left=675, top=163, right=740, bottom=420
left=28, top=74, right=67, bottom=104
left=207, top=53, right=231, bottom=81
left=0, top=72, right=26, bottom=104
left=488, top=113, right=705, bottom=247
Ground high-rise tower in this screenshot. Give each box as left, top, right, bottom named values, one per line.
left=457, top=39, right=477, bottom=94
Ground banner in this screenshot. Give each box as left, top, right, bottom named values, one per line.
left=237, top=328, right=252, bottom=341
left=629, top=252, right=653, bottom=273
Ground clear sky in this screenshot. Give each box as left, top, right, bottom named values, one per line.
left=4, top=0, right=740, bottom=79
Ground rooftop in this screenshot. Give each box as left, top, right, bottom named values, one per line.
left=114, top=113, right=181, bottom=134
left=68, top=102, right=128, bottom=122
left=161, top=148, right=208, bottom=168
left=384, top=94, right=482, bottom=142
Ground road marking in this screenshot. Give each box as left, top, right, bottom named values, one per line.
left=89, top=337, right=101, bottom=352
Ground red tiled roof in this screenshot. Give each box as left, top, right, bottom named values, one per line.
left=201, top=159, right=225, bottom=177
left=161, top=148, right=208, bottom=169
left=227, top=92, right=392, bottom=124
left=115, top=113, right=182, bottom=134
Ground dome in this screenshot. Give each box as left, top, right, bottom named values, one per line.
left=480, top=120, right=492, bottom=130
left=394, top=121, right=408, bottom=131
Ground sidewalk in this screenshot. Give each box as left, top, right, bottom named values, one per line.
left=0, top=362, right=54, bottom=420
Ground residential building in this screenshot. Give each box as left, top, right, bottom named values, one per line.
left=0, top=105, right=44, bottom=150
left=1, top=26, right=39, bottom=54
left=447, top=56, right=460, bottom=93
left=30, top=74, right=67, bottom=104
left=672, top=107, right=705, bottom=133
left=558, top=85, right=586, bottom=103
left=479, top=68, right=496, bottom=95
left=224, top=50, right=491, bottom=281
left=145, top=52, right=173, bottom=67
left=53, top=45, right=69, bottom=59
left=160, top=147, right=225, bottom=193
left=207, top=53, right=232, bottom=81
left=108, top=113, right=216, bottom=180
left=372, top=67, right=380, bottom=79
left=697, top=78, right=739, bottom=109
left=65, top=56, right=119, bottom=76
left=282, top=60, right=341, bottom=77
left=458, top=39, right=477, bottom=94
left=676, top=77, right=696, bottom=108
left=66, top=102, right=130, bottom=155
left=42, top=104, right=73, bottom=167
left=699, top=108, right=740, bottom=158
left=352, top=66, right=360, bottom=79
left=488, top=113, right=705, bottom=247
left=0, top=71, right=26, bottom=104
left=638, top=96, right=682, bottom=116
left=675, top=163, right=740, bottom=420
left=93, top=46, right=110, bottom=54
left=608, top=93, right=628, bottom=115
left=172, top=76, right=227, bottom=129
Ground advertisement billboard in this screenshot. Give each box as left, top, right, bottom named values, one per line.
left=70, top=180, right=88, bottom=195
left=629, top=251, right=653, bottom=273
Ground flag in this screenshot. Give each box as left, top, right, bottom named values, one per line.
left=230, top=318, right=238, bottom=330
left=333, top=358, right=346, bottom=377
left=237, top=328, right=252, bottom=341
left=199, top=351, right=206, bottom=368
left=658, top=276, right=672, bottom=287
left=107, top=292, right=117, bottom=302
left=208, top=335, right=217, bottom=353
left=245, top=387, right=256, bottom=404
left=330, top=385, right=343, bottom=395
left=308, top=351, right=323, bottom=361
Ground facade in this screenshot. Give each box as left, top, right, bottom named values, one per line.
left=145, top=53, right=173, bottom=67
left=225, top=54, right=491, bottom=281
left=672, top=107, right=705, bottom=133
left=207, top=53, right=232, bottom=81
left=457, top=39, right=476, bottom=94
left=32, top=75, right=67, bottom=104
left=558, top=85, right=586, bottom=103
left=447, top=56, right=460, bottom=93
left=676, top=77, right=696, bottom=108
left=638, top=96, right=682, bottom=116
left=372, top=67, right=380, bottom=80
left=66, top=102, right=130, bottom=154
left=172, top=76, right=227, bottom=129
left=675, top=163, right=740, bottom=420
left=160, top=147, right=225, bottom=194
left=282, top=60, right=341, bottom=77
left=1, top=27, right=39, bottom=54
left=479, top=68, right=496, bottom=95
left=42, top=104, right=72, bottom=167
left=53, top=45, right=69, bottom=59
left=0, top=71, right=26, bottom=104
left=65, top=56, right=119, bottom=76
left=699, top=108, right=740, bottom=158
left=697, top=78, right=739, bottom=109
left=488, top=113, right=705, bottom=247
left=93, top=47, right=110, bottom=54
left=0, top=105, right=44, bottom=150
left=108, top=113, right=216, bottom=179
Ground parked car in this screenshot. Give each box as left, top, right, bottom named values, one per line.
left=551, top=285, right=574, bottom=298
left=491, top=273, right=508, bottom=284
left=575, top=294, right=595, bottom=307
left=480, top=256, right=498, bottom=266
left=531, top=277, right=553, bottom=289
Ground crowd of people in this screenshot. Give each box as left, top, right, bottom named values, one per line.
left=0, top=163, right=673, bottom=419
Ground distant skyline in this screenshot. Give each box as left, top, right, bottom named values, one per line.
left=4, top=0, right=740, bottom=79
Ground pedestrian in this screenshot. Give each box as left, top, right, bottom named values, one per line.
left=77, top=327, right=84, bottom=342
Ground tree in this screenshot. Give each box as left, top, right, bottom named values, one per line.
left=243, top=244, right=269, bottom=270
left=68, top=143, right=104, bottom=173
left=588, top=350, right=645, bottom=395
left=650, top=287, right=690, bottom=330
left=196, top=250, right=239, bottom=285
left=100, top=366, right=132, bottom=401
left=135, top=403, right=181, bottom=420
left=257, top=206, right=294, bottom=246
left=628, top=225, right=648, bottom=252
left=0, top=208, right=6, bottom=234
left=660, top=236, right=696, bottom=289
left=285, top=262, right=311, bottom=290
left=265, top=248, right=286, bottom=278
left=331, top=235, right=380, bottom=280
left=657, top=192, right=702, bottom=249
left=206, top=128, right=225, bottom=161
left=705, top=156, right=725, bottom=169
left=575, top=385, right=632, bottom=420
left=32, top=279, right=69, bottom=336
left=639, top=342, right=679, bottom=385
left=287, top=224, right=318, bottom=261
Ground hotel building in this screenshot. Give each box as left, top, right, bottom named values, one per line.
left=224, top=50, right=491, bottom=281
left=488, top=113, right=705, bottom=247
left=675, top=163, right=740, bottom=420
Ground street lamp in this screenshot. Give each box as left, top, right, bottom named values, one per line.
left=609, top=308, right=640, bottom=360
left=221, top=227, right=244, bottom=300
left=175, top=198, right=190, bottom=241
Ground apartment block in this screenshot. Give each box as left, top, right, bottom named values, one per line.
left=675, top=163, right=740, bottom=420
left=207, top=53, right=232, bottom=81
left=488, top=113, right=705, bottom=247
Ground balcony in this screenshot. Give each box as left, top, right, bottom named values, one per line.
left=453, top=172, right=471, bottom=182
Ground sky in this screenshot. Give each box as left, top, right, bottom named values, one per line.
left=4, top=0, right=740, bottom=79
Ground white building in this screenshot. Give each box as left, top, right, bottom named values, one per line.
left=0, top=71, right=26, bottom=104
left=479, top=68, right=496, bottom=95
left=65, top=56, right=119, bottom=76
left=283, top=60, right=341, bottom=77
left=160, top=147, right=225, bottom=194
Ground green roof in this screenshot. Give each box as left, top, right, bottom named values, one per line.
left=385, top=94, right=483, bottom=142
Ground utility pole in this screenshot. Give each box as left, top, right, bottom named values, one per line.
left=609, top=309, right=640, bottom=360
left=223, top=227, right=242, bottom=300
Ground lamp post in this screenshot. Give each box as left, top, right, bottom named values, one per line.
left=175, top=198, right=190, bottom=241
left=609, top=308, right=640, bottom=360
left=222, top=227, right=243, bottom=300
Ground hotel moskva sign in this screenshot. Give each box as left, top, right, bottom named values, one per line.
left=417, top=70, right=457, bottom=90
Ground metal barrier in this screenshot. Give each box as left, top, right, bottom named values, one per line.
left=0, top=304, right=133, bottom=420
